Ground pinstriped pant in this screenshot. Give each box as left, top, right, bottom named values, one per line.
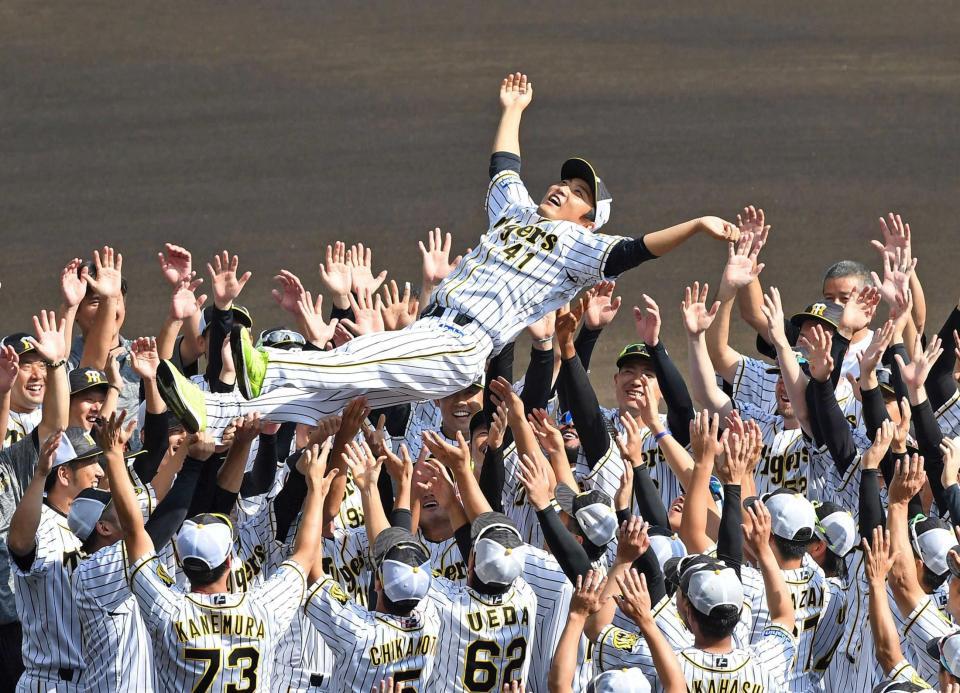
left=203, top=318, right=492, bottom=437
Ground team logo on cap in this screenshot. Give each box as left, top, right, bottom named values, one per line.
left=808, top=303, right=827, bottom=317
left=85, top=370, right=105, bottom=384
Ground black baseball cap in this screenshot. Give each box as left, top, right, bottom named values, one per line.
left=560, top=158, right=612, bottom=230
left=46, top=427, right=103, bottom=492
left=1, top=333, right=36, bottom=357
left=372, top=527, right=430, bottom=569
left=790, top=301, right=843, bottom=331
left=616, top=343, right=653, bottom=369
left=69, top=367, right=110, bottom=395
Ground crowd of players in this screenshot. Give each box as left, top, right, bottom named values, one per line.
left=2, top=72, right=960, bottom=693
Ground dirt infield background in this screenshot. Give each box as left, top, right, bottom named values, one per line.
left=1, top=2, right=957, bottom=404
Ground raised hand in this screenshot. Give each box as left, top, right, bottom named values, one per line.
left=742, top=500, right=772, bottom=555
left=60, top=258, right=87, bottom=308
left=760, top=286, right=789, bottom=348
left=157, top=244, right=193, bottom=287
left=0, top=346, right=19, bottom=394
left=615, top=517, right=649, bottom=564
left=272, top=270, right=306, bottom=316
left=308, top=414, right=342, bottom=445
left=698, top=216, right=740, bottom=243
left=489, top=376, right=525, bottom=423
left=940, top=437, right=960, bottom=489
left=419, top=227, right=461, bottom=286
left=342, top=287, right=385, bottom=336
left=129, top=336, right=160, bottom=380
left=296, top=291, right=338, bottom=347
left=717, top=429, right=749, bottom=485
left=862, top=420, right=895, bottom=471
left=798, top=324, right=834, bottom=383
left=863, top=526, right=898, bottom=586
left=736, top=205, right=769, bottom=239
left=422, top=430, right=472, bottom=475
left=360, top=413, right=389, bottom=459
left=415, top=458, right=457, bottom=508
left=583, top=280, right=621, bottom=330
left=36, top=429, right=64, bottom=477
left=615, top=568, right=654, bottom=627
left=569, top=570, right=608, bottom=617
left=499, top=72, right=533, bottom=111
left=888, top=454, right=927, bottom=505
left=233, top=412, right=263, bottom=446
left=681, top=282, right=719, bottom=337
left=515, top=452, right=553, bottom=509
left=301, top=440, right=336, bottom=493
left=372, top=676, right=401, bottom=693
left=349, top=243, right=387, bottom=296
left=892, top=398, right=912, bottom=453
left=380, top=442, right=413, bottom=486
left=870, top=212, right=912, bottom=261
left=330, top=322, right=354, bottom=349
left=96, top=410, right=130, bottom=453
left=488, top=401, right=508, bottom=452
left=82, top=246, right=123, bottom=298
left=632, top=294, right=661, bottom=346
left=379, top=280, right=419, bottom=331
left=29, top=310, right=66, bottom=363
left=615, top=463, right=634, bottom=511
left=721, top=230, right=765, bottom=291
left=857, top=320, right=895, bottom=377
left=839, top=286, right=881, bottom=337
left=527, top=409, right=564, bottom=459
left=617, top=412, right=647, bottom=467
left=318, top=242, right=352, bottom=304
left=871, top=247, right=917, bottom=310
left=207, top=250, right=251, bottom=310
left=690, top=410, right=722, bottom=463
left=169, top=276, right=206, bottom=320
left=554, top=299, right=585, bottom=358
left=894, top=334, right=943, bottom=392
left=341, top=440, right=381, bottom=492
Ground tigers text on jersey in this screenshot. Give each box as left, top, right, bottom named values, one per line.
left=417, top=530, right=467, bottom=583
left=72, top=541, right=154, bottom=692
left=432, top=170, right=626, bottom=353
left=736, top=400, right=813, bottom=496
left=425, top=575, right=537, bottom=692
left=130, top=553, right=307, bottom=692
left=677, top=624, right=798, bottom=692
left=304, top=579, right=440, bottom=692
left=13, top=503, right=87, bottom=681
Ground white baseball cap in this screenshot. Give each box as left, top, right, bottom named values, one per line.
left=471, top=512, right=525, bottom=587
left=372, top=527, right=433, bottom=603
left=762, top=490, right=817, bottom=542
left=910, top=515, right=960, bottom=577
left=67, top=488, right=112, bottom=542
left=554, top=483, right=618, bottom=548
left=586, top=669, right=651, bottom=693
left=679, top=558, right=744, bottom=617
left=648, top=528, right=688, bottom=572
left=926, top=631, right=960, bottom=678
left=176, top=514, right=233, bottom=572
left=813, top=501, right=858, bottom=557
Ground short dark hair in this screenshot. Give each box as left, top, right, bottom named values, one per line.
left=920, top=563, right=948, bottom=592
left=685, top=598, right=740, bottom=639
left=773, top=534, right=811, bottom=560
left=822, top=260, right=873, bottom=288
left=184, top=558, right=230, bottom=588
left=380, top=592, right=419, bottom=616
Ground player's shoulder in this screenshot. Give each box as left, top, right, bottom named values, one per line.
left=751, top=623, right=799, bottom=653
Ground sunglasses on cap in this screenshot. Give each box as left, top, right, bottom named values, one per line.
left=257, top=329, right=306, bottom=348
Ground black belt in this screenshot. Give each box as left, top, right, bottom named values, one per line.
left=59, top=668, right=74, bottom=682
left=422, top=304, right=473, bottom=327
left=309, top=674, right=326, bottom=687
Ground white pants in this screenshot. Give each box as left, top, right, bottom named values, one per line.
left=203, top=317, right=492, bottom=436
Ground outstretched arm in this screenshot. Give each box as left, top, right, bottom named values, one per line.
left=492, top=73, right=532, bottom=159
left=682, top=282, right=734, bottom=418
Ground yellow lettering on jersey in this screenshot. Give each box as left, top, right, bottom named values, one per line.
left=690, top=681, right=764, bottom=693
left=465, top=605, right=528, bottom=632
left=174, top=615, right=266, bottom=644
left=369, top=635, right=438, bottom=665
left=228, top=544, right=269, bottom=593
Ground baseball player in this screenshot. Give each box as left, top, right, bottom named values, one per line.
left=108, top=402, right=335, bottom=693
left=8, top=427, right=103, bottom=691
left=0, top=335, right=45, bottom=448
left=304, top=527, right=441, bottom=692
left=154, top=71, right=738, bottom=437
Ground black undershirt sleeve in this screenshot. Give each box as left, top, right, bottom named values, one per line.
left=807, top=378, right=858, bottom=475
left=133, top=412, right=169, bottom=485
left=273, top=453, right=308, bottom=542
left=603, top=237, right=658, bottom=278
left=860, top=386, right=891, bottom=444
left=633, top=464, right=670, bottom=530
left=454, top=523, right=473, bottom=566
left=145, top=458, right=204, bottom=549
left=649, top=342, right=694, bottom=447
left=490, top=152, right=522, bottom=178
left=390, top=508, right=413, bottom=532
left=632, top=549, right=667, bottom=607
left=558, top=355, right=611, bottom=467
left=912, top=399, right=947, bottom=515
left=240, top=433, right=279, bottom=499
left=927, top=307, right=960, bottom=410
left=717, top=484, right=744, bottom=578
left=859, top=469, right=885, bottom=540
left=478, top=446, right=505, bottom=513
left=535, top=506, right=592, bottom=582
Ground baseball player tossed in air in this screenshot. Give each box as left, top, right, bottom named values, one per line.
left=155, top=72, right=740, bottom=438
left=105, top=408, right=336, bottom=693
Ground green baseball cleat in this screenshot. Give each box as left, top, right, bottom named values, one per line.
left=156, top=360, right=207, bottom=433
left=231, top=325, right=268, bottom=399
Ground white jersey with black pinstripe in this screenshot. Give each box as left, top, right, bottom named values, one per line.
left=72, top=542, right=153, bottom=692
left=13, top=504, right=86, bottom=689
left=130, top=552, right=307, bottom=692
left=417, top=531, right=468, bottom=583
left=747, top=556, right=843, bottom=691
left=425, top=574, right=537, bottom=692
left=304, top=578, right=440, bottom=692
left=936, top=390, right=960, bottom=438
left=900, top=596, right=956, bottom=684
left=501, top=442, right=545, bottom=547
left=736, top=400, right=814, bottom=497
left=3, top=408, right=42, bottom=448
left=677, top=624, right=798, bottom=692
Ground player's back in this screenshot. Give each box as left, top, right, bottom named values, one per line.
left=72, top=542, right=154, bottom=691
left=678, top=645, right=784, bottom=692
left=433, top=171, right=625, bottom=353
left=425, top=574, right=537, bottom=692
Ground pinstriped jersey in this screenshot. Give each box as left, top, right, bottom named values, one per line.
left=3, top=408, right=41, bottom=448
left=736, top=400, right=813, bottom=496
left=936, top=389, right=960, bottom=438
left=501, top=442, right=545, bottom=547
left=901, top=596, right=956, bottom=683
left=13, top=503, right=86, bottom=676
left=425, top=575, right=537, bottom=692
left=416, top=530, right=467, bottom=583
left=432, top=170, right=627, bottom=353
left=131, top=552, right=307, bottom=692
left=677, top=624, right=798, bottom=692
left=304, top=578, right=441, bottom=692
left=72, top=541, right=154, bottom=692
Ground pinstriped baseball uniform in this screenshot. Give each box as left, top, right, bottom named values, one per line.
left=304, top=578, right=441, bottom=692
left=130, top=552, right=307, bottom=692
left=885, top=659, right=934, bottom=688
left=749, top=556, right=844, bottom=691
left=272, top=614, right=335, bottom=693
left=197, top=171, right=627, bottom=437
left=736, top=400, right=814, bottom=496
left=425, top=574, right=537, bottom=692
left=71, top=541, right=154, bottom=692
left=901, top=596, right=956, bottom=683
left=501, top=443, right=544, bottom=547
left=805, top=574, right=852, bottom=682
left=416, top=531, right=467, bottom=583
left=3, top=408, right=42, bottom=449
left=14, top=504, right=86, bottom=691
left=676, top=624, right=798, bottom=691
left=593, top=624, right=657, bottom=680
left=936, top=389, right=960, bottom=438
